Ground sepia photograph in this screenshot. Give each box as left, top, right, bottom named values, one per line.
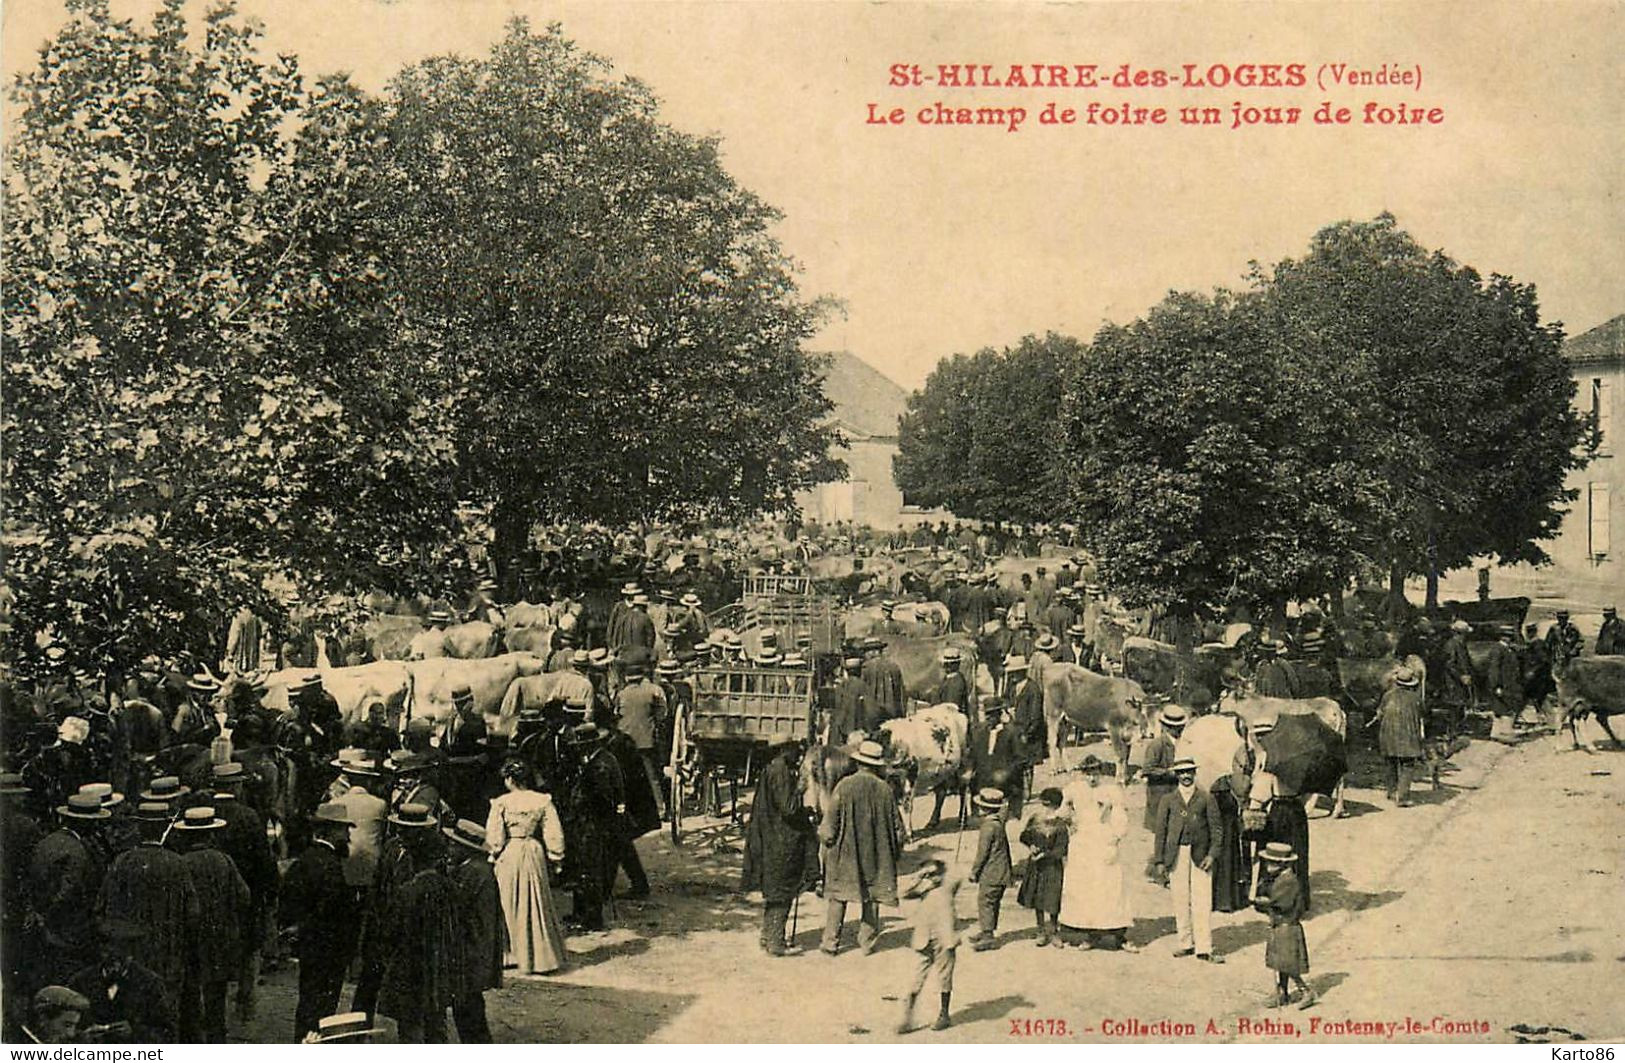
left=0, top=0, right=1621, bottom=1047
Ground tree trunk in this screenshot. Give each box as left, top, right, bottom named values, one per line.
left=1387, top=559, right=1409, bottom=632
left=1425, top=528, right=1440, bottom=612
left=491, top=504, right=532, bottom=597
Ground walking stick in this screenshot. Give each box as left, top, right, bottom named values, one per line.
left=791, top=892, right=800, bottom=942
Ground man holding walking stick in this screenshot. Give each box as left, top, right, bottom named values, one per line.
left=741, top=741, right=819, bottom=956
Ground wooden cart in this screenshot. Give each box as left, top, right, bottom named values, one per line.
left=740, top=574, right=844, bottom=654
left=668, top=664, right=815, bottom=842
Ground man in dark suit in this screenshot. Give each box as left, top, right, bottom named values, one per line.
left=68, top=920, right=177, bottom=1043
left=935, top=649, right=972, bottom=716
left=827, top=657, right=868, bottom=745
left=1152, top=757, right=1224, bottom=963
left=966, top=701, right=1021, bottom=801
left=281, top=803, right=359, bottom=1042
left=1058, top=622, right=1090, bottom=666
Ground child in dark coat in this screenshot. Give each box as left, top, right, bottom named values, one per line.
left=1255, top=842, right=1315, bottom=1009
left=1016, top=788, right=1068, bottom=946
left=967, top=788, right=1012, bottom=951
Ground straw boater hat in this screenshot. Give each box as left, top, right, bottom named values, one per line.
left=851, top=740, right=888, bottom=767
left=973, top=787, right=1005, bottom=811
left=1260, top=842, right=1297, bottom=864
left=140, top=776, right=190, bottom=803
left=1251, top=719, right=1276, bottom=737
left=842, top=655, right=863, bottom=670
left=387, top=750, right=431, bottom=773
left=759, top=628, right=780, bottom=650
left=1157, top=705, right=1190, bottom=728
left=0, top=773, right=30, bottom=796
left=330, top=748, right=384, bottom=776
left=570, top=649, right=591, bottom=667
left=1004, top=654, right=1029, bottom=673
left=1067, top=623, right=1086, bottom=638
left=621, top=582, right=641, bottom=597
left=426, top=609, right=451, bottom=625
left=781, top=652, right=806, bottom=668
left=1034, top=633, right=1059, bottom=652
left=1394, top=665, right=1420, bottom=688
left=567, top=722, right=608, bottom=747
left=212, top=762, right=248, bottom=784
left=655, top=658, right=683, bottom=678
left=131, top=801, right=173, bottom=823
left=174, top=805, right=226, bottom=831
left=723, top=633, right=745, bottom=651
left=633, top=593, right=650, bottom=606
left=387, top=802, right=437, bottom=829
left=680, top=592, right=702, bottom=608
left=1172, top=757, right=1198, bottom=775
left=941, top=647, right=963, bottom=665
left=588, top=648, right=612, bottom=669
left=755, top=649, right=783, bottom=666
left=77, top=782, right=123, bottom=809
left=186, top=670, right=221, bottom=695
left=57, top=793, right=111, bottom=820
left=478, top=578, right=498, bottom=592
left=443, top=818, right=487, bottom=853
left=312, top=1012, right=384, bottom=1044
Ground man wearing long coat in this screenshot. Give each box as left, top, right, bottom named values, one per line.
left=741, top=744, right=819, bottom=956
left=827, top=661, right=868, bottom=745
left=174, top=810, right=250, bottom=1042
left=1374, top=668, right=1426, bottom=806
left=282, top=805, right=359, bottom=1042
left=818, top=749, right=904, bottom=955
left=1483, top=627, right=1524, bottom=740
left=96, top=808, right=200, bottom=1002
left=443, top=824, right=503, bottom=1044
left=376, top=826, right=458, bottom=1043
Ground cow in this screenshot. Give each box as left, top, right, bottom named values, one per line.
left=1552, top=656, right=1625, bottom=749
left=503, top=602, right=555, bottom=655
left=365, top=614, right=425, bottom=661
left=878, top=703, right=970, bottom=834
left=261, top=660, right=414, bottom=725
left=441, top=621, right=502, bottom=659
left=1215, top=691, right=1348, bottom=817
left=845, top=601, right=950, bottom=640
left=875, top=632, right=979, bottom=703
left=406, top=652, right=550, bottom=737
left=1040, top=663, right=1149, bottom=780
left=1121, top=636, right=1230, bottom=712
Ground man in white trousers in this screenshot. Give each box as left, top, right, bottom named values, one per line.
left=1151, top=757, right=1226, bottom=963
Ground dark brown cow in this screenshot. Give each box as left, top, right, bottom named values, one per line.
left=877, top=633, right=979, bottom=702
left=1553, top=657, right=1625, bottom=748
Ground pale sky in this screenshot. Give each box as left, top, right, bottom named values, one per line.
left=5, top=0, right=1621, bottom=390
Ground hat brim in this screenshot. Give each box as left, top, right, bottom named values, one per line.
left=442, top=826, right=488, bottom=853
left=57, top=806, right=112, bottom=820
left=386, top=815, right=437, bottom=829
left=173, top=818, right=226, bottom=831
left=850, top=752, right=887, bottom=767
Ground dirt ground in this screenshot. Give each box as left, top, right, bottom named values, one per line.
left=238, top=715, right=1624, bottom=1044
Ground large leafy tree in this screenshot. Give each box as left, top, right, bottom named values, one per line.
left=894, top=333, right=1072, bottom=524
left=1063, top=214, right=1587, bottom=618
left=1262, top=214, right=1587, bottom=608
left=1, top=0, right=463, bottom=682
left=372, top=21, right=843, bottom=569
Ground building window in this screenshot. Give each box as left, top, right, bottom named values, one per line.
left=1589, top=481, right=1610, bottom=560
left=1592, top=378, right=1613, bottom=453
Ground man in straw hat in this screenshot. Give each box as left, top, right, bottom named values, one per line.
left=741, top=740, right=818, bottom=957
left=97, top=800, right=201, bottom=1001
left=26, top=792, right=113, bottom=988
left=210, top=762, right=276, bottom=1023
left=282, top=802, right=359, bottom=1041
left=1141, top=704, right=1189, bottom=832
left=967, top=788, right=1013, bottom=951
left=615, top=663, right=668, bottom=821
left=1151, top=757, right=1224, bottom=963
left=818, top=740, right=905, bottom=956
left=173, top=806, right=248, bottom=1042
left=1483, top=625, right=1524, bottom=742
left=1372, top=664, right=1426, bottom=806
left=827, top=655, right=869, bottom=746
left=561, top=723, right=625, bottom=932
left=442, top=819, right=504, bottom=1042
left=375, top=803, right=458, bottom=1043
left=936, top=647, right=972, bottom=716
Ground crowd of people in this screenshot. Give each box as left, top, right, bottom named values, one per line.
left=2, top=511, right=1614, bottom=1044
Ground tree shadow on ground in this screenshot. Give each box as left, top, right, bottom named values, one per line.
left=1307, top=869, right=1403, bottom=921
left=1212, top=913, right=1273, bottom=955
left=487, top=980, right=696, bottom=1044
left=563, top=932, right=654, bottom=969
left=1130, top=914, right=1176, bottom=947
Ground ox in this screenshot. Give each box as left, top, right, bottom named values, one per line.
left=407, top=653, right=549, bottom=736
left=494, top=671, right=592, bottom=738
left=503, top=602, right=556, bottom=655
left=1552, top=657, right=1625, bottom=749
left=261, top=660, right=414, bottom=725
left=1040, top=663, right=1148, bottom=780
left=878, top=703, right=969, bottom=835
left=1217, top=691, right=1348, bottom=817
left=875, top=632, right=980, bottom=703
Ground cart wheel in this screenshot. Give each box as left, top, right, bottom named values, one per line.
left=669, top=712, right=685, bottom=844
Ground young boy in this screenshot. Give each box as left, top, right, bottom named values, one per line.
left=967, top=787, right=1013, bottom=951
left=1256, top=842, right=1316, bottom=1009
left=898, top=859, right=964, bottom=1034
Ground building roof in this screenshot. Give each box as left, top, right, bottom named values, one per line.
left=818, top=351, right=908, bottom=439
left=1566, top=314, right=1625, bottom=367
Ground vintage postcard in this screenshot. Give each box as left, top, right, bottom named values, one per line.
left=1, top=0, right=1620, bottom=1048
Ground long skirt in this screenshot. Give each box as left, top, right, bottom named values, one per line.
left=1265, top=921, right=1309, bottom=975
left=1210, top=788, right=1250, bottom=913
left=494, top=837, right=568, bottom=974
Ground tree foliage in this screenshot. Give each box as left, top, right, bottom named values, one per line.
left=1064, top=214, right=1588, bottom=617
left=372, top=21, right=843, bottom=564
left=894, top=333, right=1073, bottom=524
left=2, top=5, right=840, bottom=681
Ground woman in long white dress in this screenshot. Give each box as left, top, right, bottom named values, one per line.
left=485, top=759, right=569, bottom=974
left=1057, top=756, right=1140, bottom=951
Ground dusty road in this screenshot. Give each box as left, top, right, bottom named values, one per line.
left=241, top=718, right=1624, bottom=1044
